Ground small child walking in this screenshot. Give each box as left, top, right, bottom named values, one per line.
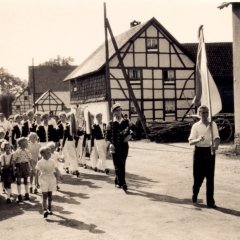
left=35, top=146, right=57, bottom=218
left=47, top=141, right=63, bottom=191
left=28, top=132, right=41, bottom=194
left=0, top=141, right=15, bottom=203
left=12, top=137, right=33, bottom=203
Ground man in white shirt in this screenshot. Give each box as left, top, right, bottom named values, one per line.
left=188, top=105, right=220, bottom=208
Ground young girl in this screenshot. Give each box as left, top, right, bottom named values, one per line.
left=35, top=146, right=57, bottom=218
left=12, top=137, right=32, bottom=202
left=0, top=141, right=15, bottom=203
left=28, top=132, right=41, bottom=194
left=47, top=141, right=63, bottom=191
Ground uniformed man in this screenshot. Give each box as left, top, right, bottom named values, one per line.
left=106, top=103, right=134, bottom=192
left=188, top=105, right=220, bottom=208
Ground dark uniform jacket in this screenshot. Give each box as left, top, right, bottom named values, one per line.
left=62, top=123, right=80, bottom=148
left=92, top=123, right=107, bottom=140
left=22, top=121, right=37, bottom=137
left=106, top=119, right=132, bottom=146
left=36, top=124, right=59, bottom=143
left=12, top=124, right=22, bottom=146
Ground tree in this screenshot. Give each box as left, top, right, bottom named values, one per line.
left=40, top=55, right=74, bottom=67
left=0, top=67, right=27, bottom=117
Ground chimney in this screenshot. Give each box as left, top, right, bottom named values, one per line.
left=130, top=20, right=141, bottom=28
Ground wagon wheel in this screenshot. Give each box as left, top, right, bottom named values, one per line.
left=214, top=118, right=233, bottom=143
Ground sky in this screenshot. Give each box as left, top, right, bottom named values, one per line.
left=0, top=0, right=234, bottom=81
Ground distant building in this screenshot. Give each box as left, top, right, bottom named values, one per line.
left=11, top=87, right=33, bottom=115
left=64, top=17, right=233, bottom=122
left=28, top=65, right=77, bottom=110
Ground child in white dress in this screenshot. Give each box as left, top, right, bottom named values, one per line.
left=36, top=146, right=57, bottom=218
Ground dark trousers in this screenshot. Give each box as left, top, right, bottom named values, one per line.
left=112, top=143, right=129, bottom=186
left=193, top=146, right=215, bottom=205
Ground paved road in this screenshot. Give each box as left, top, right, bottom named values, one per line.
left=0, top=141, right=240, bottom=240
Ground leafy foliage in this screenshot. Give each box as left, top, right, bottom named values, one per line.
left=0, top=67, right=27, bottom=96
left=40, top=55, right=74, bottom=67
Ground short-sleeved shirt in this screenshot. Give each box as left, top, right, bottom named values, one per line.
left=36, top=158, right=56, bottom=176
left=13, top=148, right=32, bottom=164
left=188, top=120, right=220, bottom=147
left=28, top=142, right=41, bottom=162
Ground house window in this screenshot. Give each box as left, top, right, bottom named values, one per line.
left=24, top=96, right=28, bottom=100
left=16, top=105, right=20, bottom=110
left=129, top=69, right=141, bottom=80
left=163, top=69, right=175, bottom=82
left=147, top=38, right=158, bottom=51
left=165, top=100, right=175, bottom=114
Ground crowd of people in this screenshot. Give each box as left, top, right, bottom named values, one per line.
left=0, top=103, right=221, bottom=219
left=0, top=103, right=136, bottom=218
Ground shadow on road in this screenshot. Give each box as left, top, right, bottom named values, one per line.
left=46, top=213, right=105, bottom=234
left=62, top=174, right=101, bottom=189
left=57, top=189, right=89, bottom=199
left=0, top=194, right=41, bottom=222
left=126, top=189, right=240, bottom=217
left=194, top=203, right=240, bottom=217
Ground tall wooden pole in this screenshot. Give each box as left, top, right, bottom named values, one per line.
left=106, top=19, right=149, bottom=138
left=232, top=3, right=240, bottom=154
left=32, top=58, right=36, bottom=112
left=104, top=3, right=112, bottom=121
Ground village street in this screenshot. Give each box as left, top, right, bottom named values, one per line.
left=0, top=140, right=240, bottom=240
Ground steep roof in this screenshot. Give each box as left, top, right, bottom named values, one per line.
left=182, top=42, right=233, bottom=78
left=64, top=17, right=193, bottom=81
left=29, top=65, right=76, bottom=93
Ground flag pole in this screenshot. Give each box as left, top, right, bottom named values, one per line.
left=201, top=27, right=215, bottom=154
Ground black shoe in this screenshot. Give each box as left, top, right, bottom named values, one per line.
left=34, top=188, right=38, bottom=194
left=105, top=169, right=110, bottom=175
left=65, top=167, right=69, bottom=174
left=24, top=193, right=30, bottom=201
left=76, top=171, right=80, bottom=178
left=30, top=187, right=33, bottom=194
left=122, top=184, right=128, bottom=191
left=43, top=210, right=48, bottom=218
left=56, top=185, right=60, bottom=191
left=83, top=164, right=87, bottom=169
left=207, top=204, right=218, bottom=209
left=192, top=195, right=197, bottom=203
left=47, top=209, right=53, bottom=215
left=17, top=194, right=23, bottom=203
left=6, top=198, right=11, bottom=204
left=79, top=163, right=83, bottom=167
left=94, top=167, right=98, bottom=172
left=3, top=189, right=6, bottom=194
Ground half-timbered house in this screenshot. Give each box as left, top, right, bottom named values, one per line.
left=28, top=65, right=77, bottom=109
left=12, top=87, right=33, bottom=115
left=65, top=17, right=232, bottom=123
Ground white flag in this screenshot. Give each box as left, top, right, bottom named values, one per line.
left=193, top=26, right=222, bottom=120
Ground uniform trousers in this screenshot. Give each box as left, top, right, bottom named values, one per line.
left=112, top=142, right=129, bottom=186
left=63, top=140, right=78, bottom=172
left=193, top=146, right=215, bottom=205
left=80, top=137, right=97, bottom=168
left=95, top=139, right=107, bottom=170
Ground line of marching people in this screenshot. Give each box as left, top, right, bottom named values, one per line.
left=0, top=104, right=135, bottom=218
